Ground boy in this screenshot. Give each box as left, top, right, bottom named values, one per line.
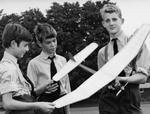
left=97, top=4, right=150, bottom=114
left=27, top=23, right=71, bottom=114
left=0, top=23, right=55, bottom=114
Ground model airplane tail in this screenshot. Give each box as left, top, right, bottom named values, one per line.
left=68, top=52, right=96, bottom=74
left=53, top=42, right=99, bottom=81
left=53, top=24, right=150, bottom=108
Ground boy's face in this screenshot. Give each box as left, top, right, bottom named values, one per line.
left=41, top=37, right=57, bottom=55
left=102, top=12, right=124, bottom=35
left=14, top=41, right=29, bottom=58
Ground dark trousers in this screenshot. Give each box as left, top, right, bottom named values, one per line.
left=35, top=107, right=66, bottom=114
left=99, top=84, right=142, bottom=114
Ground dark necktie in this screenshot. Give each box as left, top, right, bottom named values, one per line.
left=23, top=74, right=36, bottom=98
left=49, top=56, right=57, bottom=78
left=108, top=38, right=125, bottom=90
left=48, top=56, right=61, bottom=101
left=112, top=38, right=118, bottom=55
left=17, top=60, right=36, bottom=98
left=112, top=38, right=125, bottom=76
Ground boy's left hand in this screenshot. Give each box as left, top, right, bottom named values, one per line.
left=45, top=82, right=59, bottom=93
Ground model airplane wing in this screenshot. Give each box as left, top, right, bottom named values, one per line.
left=53, top=42, right=98, bottom=81
left=53, top=24, right=150, bottom=108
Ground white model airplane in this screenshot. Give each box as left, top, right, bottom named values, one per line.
left=53, top=24, right=150, bottom=108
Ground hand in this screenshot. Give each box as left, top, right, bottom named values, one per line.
left=107, top=85, right=115, bottom=90
left=36, top=102, right=55, bottom=113
left=114, top=77, right=122, bottom=88
left=45, top=81, right=59, bottom=94
left=114, top=76, right=128, bottom=88
left=116, top=76, right=128, bottom=82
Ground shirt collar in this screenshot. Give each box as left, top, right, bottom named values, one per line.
left=40, top=51, right=57, bottom=60
left=3, top=51, right=18, bottom=64
left=110, top=30, right=126, bottom=42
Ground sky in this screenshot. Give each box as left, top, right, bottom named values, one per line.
left=0, top=0, right=150, bottom=35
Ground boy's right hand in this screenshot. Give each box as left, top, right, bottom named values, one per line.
left=36, top=102, right=55, bottom=113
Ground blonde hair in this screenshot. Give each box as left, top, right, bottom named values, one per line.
left=100, top=4, right=122, bottom=19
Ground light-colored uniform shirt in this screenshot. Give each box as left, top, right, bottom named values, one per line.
left=97, top=31, right=150, bottom=77
left=0, top=51, right=31, bottom=109
left=27, top=51, right=71, bottom=95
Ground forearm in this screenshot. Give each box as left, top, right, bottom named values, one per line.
left=4, top=100, right=38, bottom=110
left=3, top=95, right=38, bottom=110
left=119, top=73, right=147, bottom=84
left=2, top=91, right=55, bottom=113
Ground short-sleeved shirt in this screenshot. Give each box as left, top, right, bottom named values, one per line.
left=0, top=51, right=31, bottom=108
left=97, top=31, right=150, bottom=77
left=27, top=51, right=71, bottom=95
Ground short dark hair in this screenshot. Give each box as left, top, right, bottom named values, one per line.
left=2, top=22, right=33, bottom=48
left=34, top=23, right=57, bottom=43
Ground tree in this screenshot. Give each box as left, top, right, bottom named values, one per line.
left=21, top=8, right=46, bottom=33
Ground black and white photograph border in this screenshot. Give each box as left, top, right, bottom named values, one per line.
left=0, top=0, right=150, bottom=114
